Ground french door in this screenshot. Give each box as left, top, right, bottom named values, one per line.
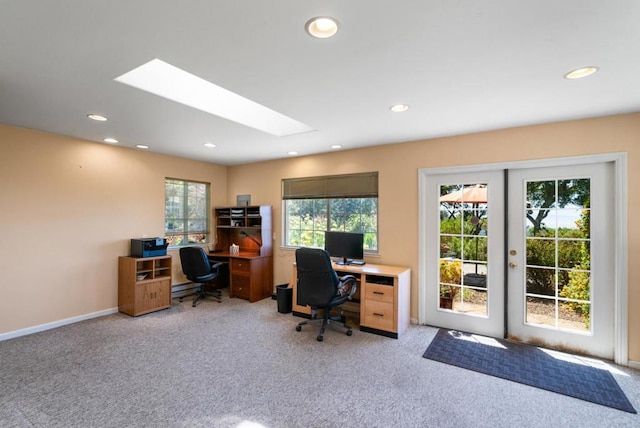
left=507, top=163, right=614, bottom=358
left=419, top=157, right=622, bottom=360
left=422, top=170, right=505, bottom=337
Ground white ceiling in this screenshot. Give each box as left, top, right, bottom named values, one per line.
left=1, top=1, right=638, bottom=166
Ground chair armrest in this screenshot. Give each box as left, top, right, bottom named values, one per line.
left=337, top=274, right=358, bottom=299
left=210, top=261, right=225, bottom=275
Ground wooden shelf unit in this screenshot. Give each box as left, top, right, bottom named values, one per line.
left=118, top=255, right=172, bottom=316
left=212, top=205, right=273, bottom=302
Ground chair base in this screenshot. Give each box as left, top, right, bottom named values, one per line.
left=179, top=284, right=222, bottom=307
left=296, top=309, right=353, bottom=341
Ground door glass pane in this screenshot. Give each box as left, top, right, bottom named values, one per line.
left=440, top=207, right=461, bottom=234
left=557, top=207, right=590, bottom=239
left=526, top=238, right=555, bottom=267
left=440, top=236, right=460, bottom=258
left=527, top=180, right=557, bottom=208
left=439, top=183, right=488, bottom=315
left=526, top=267, right=555, bottom=296
left=464, top=237, right=487, bottom=261
left=440, top=260, right=461, bottom=285
left=526, top=296, right=555, bottom=327
left=526, top=209, right=556, bottom=237
left=557, top=240, right=586, bottom=268
left=558, top=179, right=590, bottom=208
left=524, top=178, right=591, bottom=332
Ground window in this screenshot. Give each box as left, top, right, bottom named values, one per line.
left=165, top=178, right=210, bottom=246
left=283, top=172, right=378, bottom=251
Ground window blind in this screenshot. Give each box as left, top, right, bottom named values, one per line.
left=282, top=172, right=378, bottom=200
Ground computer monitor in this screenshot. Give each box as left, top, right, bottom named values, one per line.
left=324, top=231, right=364, bottom=265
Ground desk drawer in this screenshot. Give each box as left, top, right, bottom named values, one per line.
left=231, top=274, right=250, bottom=299
left=231, top=258, right=251, bottom=273
left=364, top=283, right=394, bottom=304
left=362, top=300, right=394, bottom=331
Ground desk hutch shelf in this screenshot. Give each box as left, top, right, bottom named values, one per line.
left=211, top=205, right=273, bottom=302
left=118, top=255, right=172, bottom=316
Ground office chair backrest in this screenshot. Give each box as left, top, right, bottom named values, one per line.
left=179, top=246, right=211, bottom=279
left=295, top=247, right=340, bottom=307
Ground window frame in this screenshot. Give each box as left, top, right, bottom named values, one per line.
left=164, top=178, right=210, bottom=247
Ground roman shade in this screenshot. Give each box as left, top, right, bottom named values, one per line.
left=282, top=172, right=378, bottom=200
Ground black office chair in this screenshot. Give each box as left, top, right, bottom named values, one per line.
left=179, top=246, right=225, bottom=307
left=295, top=247, right=358, bottom=341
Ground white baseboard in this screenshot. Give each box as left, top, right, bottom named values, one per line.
left=0, top=307, right=119, bottom=342
left=628, top=359, right=640, bottom=371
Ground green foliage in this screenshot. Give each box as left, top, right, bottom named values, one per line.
left=559, top=208, right=591, bottom=328
left=440, top=259, right=462, bottom=299
left=285, top=197, right=378, bottom=250
left=525, top=238, right=585, bottom=295
left=439, top=216, right=487, bottom=261
left=561, top=268, right=591, bottom=328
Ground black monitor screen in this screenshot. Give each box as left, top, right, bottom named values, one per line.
left=324, top=231, right=364, bottom=265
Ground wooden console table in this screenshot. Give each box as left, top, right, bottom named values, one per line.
left=290, top=261, right=410, bottom=338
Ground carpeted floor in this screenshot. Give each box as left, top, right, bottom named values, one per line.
left=1, top=292, right=639, bottom=427
left=423, top=329, right=636, bottom=413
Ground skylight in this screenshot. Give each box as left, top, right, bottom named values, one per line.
left=115, top=59, right=314, bottom=137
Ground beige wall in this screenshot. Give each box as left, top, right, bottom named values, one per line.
left=0, top=124, right=227, bottom=333
left=1, top=113, right=639, bottom=362
left=227, top=113, right=640, bottom=362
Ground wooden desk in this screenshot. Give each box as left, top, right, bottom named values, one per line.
left=209, top=251, right=273, bottom=302
left=290, top=262, right=411, bottom=338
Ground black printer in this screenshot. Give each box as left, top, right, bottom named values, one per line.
left=130, top=238, right=168, bottom=258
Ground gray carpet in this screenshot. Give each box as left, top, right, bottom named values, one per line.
left=1, top=291, right=639, bottom=428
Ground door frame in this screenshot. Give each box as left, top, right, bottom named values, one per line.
left=418, top=152, right=628, bottom=365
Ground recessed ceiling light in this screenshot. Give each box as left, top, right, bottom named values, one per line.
left=87, top=114, right=108, bottom=121
left=564, top=66, right=599, bottom=79
left=115, top=59, right=314, bottom=137
left=103, top=138, right=118, bottom=144
left=390, top=104, right=409, bottom=113
left=305, top=16, right=339, bottom=38
left=330, top=145, right=342, bottom=149
left=203, top=143, right=216, bottom=148
left=287, top=151, right=298, bottom=156
left=136, top=144, right=149, bottom=149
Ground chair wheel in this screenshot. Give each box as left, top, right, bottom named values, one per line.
left=296, top=325, right=302, bottom=332
left=346, top=329, right=353, bottom=336
left=317, top=335, right=323, bottom=342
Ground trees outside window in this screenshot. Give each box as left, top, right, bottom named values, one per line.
left=284, top=198, right=378, bottom=251
left=165, top=178, right=209, bottom=246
